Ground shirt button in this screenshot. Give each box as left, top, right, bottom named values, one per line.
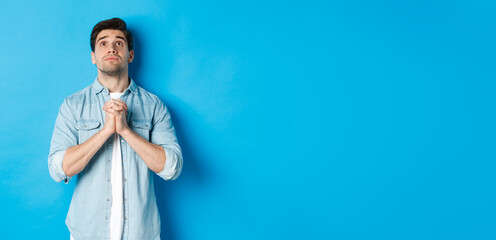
left=105, top=216, right=108, bottom=220
left=107, top=179, right=110, bottom=182
left=124, top=198, right=127, bottom=202
left=107, top=199, right=110, bottom=202
left=121, top=139, right=124, bottom=143
left=124, top=178, right=127, bottom=182
left=107, top=159, right=110, bottom=163
left=145, top=124, right=149, bottom=127
left=124, top=217, right=127, bottom=220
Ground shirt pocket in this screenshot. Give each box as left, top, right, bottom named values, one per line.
left=76, top=119, right=101, bottom=144
left=131, top=119, right=152, bottom=141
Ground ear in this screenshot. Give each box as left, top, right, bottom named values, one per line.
left=91, top=51, right=96, bottom=64
left=128, top=50, right=134, bottom=63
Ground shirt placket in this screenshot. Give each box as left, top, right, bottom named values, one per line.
left=100, top=89, right=112, bottom=240
left=122, top=93, right=130, bottom=239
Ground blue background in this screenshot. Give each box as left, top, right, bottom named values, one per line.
left=0, top=0, right=495, bottom=239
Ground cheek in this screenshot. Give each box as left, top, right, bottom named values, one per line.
left=93, top=52, right=104, bottom=62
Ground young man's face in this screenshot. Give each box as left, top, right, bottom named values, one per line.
left=91, top=29, right=134, bottom=76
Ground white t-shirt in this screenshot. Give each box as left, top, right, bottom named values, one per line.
left=109, top=92, right=125, bottom=240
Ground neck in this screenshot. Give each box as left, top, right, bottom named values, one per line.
left=97, top=71, right=130, bottom=93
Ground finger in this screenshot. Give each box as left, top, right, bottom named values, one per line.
left=110, top=104, right=125, bottom=111
left=105, top=100, right=128, bottom=113
left=107, top=108, right=120, bottom=117
left=108, top=99, right=128, bottom=111
left=115, top=99, right=127, bottom=106
left=103, top=101, right=114, bottom=110
left=108, top=102, right=122, bottom=110
left=107, top=107, right=126, bottom=118
left=103, top=104, right=113, bottom=111
left=113, top=99, right=128, bottom=111
left=103, top=101, right=110, bottom=111
left=105, top=109, right=116, bottom=117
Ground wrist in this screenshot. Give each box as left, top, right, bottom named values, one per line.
left=101, top=127, right=114, bottom=137
left=118, top=126, right=132, bottom=138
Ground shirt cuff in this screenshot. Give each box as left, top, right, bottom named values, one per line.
left=157, top=147, right=178, bottom=180
left=50, top=150, right=72, bottom=183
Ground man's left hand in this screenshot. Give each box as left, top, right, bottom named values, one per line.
left=103, top=99, right=130, bottom=134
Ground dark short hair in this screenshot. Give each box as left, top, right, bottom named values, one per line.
left=90, top=17, right=133, bottom=52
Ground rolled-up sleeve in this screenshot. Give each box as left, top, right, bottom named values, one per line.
left=150, top=100, right=183, bottom=180
left=48, top=98, right=78, bottom=183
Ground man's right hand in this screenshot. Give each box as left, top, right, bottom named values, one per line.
left=102, top=101, right=117, bottom=134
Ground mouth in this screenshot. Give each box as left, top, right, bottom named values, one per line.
left=104, top=56, right=120, bottom=61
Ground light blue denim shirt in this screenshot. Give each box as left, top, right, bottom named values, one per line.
left=48, top=78, right=183, bottom=240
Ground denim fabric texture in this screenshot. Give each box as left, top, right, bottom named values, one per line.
left=48, top=78, right=183, bottom=240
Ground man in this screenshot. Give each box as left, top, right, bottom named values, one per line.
left=48, top=18, right=182, bottom=240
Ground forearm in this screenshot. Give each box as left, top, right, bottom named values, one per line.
left=120, top=128, right=166, bottom=173
left=62, top=129, right=114, bottom=177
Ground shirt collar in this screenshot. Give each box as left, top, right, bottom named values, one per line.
left=92, top=77, right=138, bottom=95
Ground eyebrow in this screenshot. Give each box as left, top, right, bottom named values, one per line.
left=96, top=35, right=126, bottom=43
left=96, top=35, right=108, bottom=43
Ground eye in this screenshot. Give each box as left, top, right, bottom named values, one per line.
left=100, top=42, right=106, bottom=47
left=116, top=41, right=123, bottom=46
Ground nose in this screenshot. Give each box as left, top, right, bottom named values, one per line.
left=107, top=44, right=117, bottom=54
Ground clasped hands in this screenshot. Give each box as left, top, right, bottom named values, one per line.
left=102, top=99, right=130, bottom=135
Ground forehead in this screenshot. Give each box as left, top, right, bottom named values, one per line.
left=96, top=29, right=126, bottom=42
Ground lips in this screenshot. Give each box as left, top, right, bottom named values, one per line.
left=104, top=56, right=120, bottom=61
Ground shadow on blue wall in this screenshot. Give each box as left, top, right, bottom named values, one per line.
left=155, top=100, right=208, bottom=240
